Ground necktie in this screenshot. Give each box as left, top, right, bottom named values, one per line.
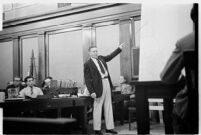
left=96, top=59, right=105, bottom=74
left=30, top=86, right=33, bottom=95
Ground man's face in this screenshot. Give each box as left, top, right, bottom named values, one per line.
left=45, top=78, right=51, bottom=87
left=89, top=47, right=98, bottom=59
left=26, top=78, right=34, bottom=87
left=13, top=77, right=21, bottom=86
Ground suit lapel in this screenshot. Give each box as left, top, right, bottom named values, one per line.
left=98, top=57, right=108, bottom=70
left=89, top=58, right=99, bottom=72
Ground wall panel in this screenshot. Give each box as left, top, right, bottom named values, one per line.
left=139, top=4, right=193, bottom=81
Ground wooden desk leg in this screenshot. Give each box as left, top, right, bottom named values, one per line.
left=136, top=87, right=150, bottom=134
left=119, top=100, right=124, bottom=125
left=58, top=108, right=61, bottom=118
left=80, top=106, right=88, bottom=134
left=163, top=99, right=174, bottom=134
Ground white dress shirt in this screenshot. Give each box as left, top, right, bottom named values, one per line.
left=91, top=57, right=108, bottom=78
left=19, top=86, right=43, bottom=98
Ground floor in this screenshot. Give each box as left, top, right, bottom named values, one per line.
left=115, top=121, right=164, bottom=135
left=79, top=119, right=165, bottom=134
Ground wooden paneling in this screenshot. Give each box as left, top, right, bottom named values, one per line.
left=0, top=4, right=141, bottom=83
left=13, top=37, right=20, bottom=78
left=38, top=32, right=46, bottom=86
left=82, top=26, right=96, bottom=63
left=132, top=48, right=140, bottom=79
left=0, top=4, right=141, bottom=40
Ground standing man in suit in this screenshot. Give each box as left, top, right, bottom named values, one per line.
left=84, top=42, right=126, bottom=135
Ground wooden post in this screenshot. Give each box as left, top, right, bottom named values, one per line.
left=12, top=36, right=20, bottom=79
left=119, top=19, right=132, bottom=82
left=38, top=32, right=46, bottom=86
left=82, top=26, right=96, bottom=63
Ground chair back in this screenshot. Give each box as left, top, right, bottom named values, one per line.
left=183, top=51, right=198, bottom=133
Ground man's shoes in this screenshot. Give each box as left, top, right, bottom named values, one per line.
left=94, top=130, right=103, bottom=135
left=105, top=129, right=118, bottom=134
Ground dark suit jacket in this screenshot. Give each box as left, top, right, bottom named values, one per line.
left=160, top=32, right=195, bottom=83
left=84, top=47, right=121, bottom=98
left=160, top=32, right=195, bottom=124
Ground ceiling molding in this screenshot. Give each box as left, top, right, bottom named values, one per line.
left=0, top=4, right=141, bottom=41
left=3, top=3, right=122, bottom=28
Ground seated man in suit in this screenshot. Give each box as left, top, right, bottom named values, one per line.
left=41, top=76, right=53, bottom=95
left=19, top=76, right=43, bottom=98
left=6, top=76, right=25, bottom=98
left=160, top=4, right=197, bottom=134
left=115, top=76, right=133, bottom=95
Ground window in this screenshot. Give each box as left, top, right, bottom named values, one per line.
left=21, top=36, right=38, bottom=80
left=0, top=41, right=13, bottom=89
left=48, top=29, right=83, bottom=86
left=96, top=24, right=120, bottom=85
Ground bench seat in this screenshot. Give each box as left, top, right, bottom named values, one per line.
left=3, top=117, right=77, bottom=134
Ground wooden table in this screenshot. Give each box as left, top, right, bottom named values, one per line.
left=0, top=97, right=93, bottom=133
left=130, top=81, right=181, bottom=134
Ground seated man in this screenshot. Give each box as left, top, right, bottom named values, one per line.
left=160, top=5, right=197, bottom=134
left=41, top=76, right=53, bottom=95
left=19, top=76, right=43, bottom=98
left=6, top=76, right=24, bottom=98
left=115, top=76, right=134, bottom=95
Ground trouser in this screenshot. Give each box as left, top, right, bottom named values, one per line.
left=93, top=78, right=114, bottom=130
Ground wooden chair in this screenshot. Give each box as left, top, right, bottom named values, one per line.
left=128, top=106, right=136, bottom=130
left=127, top=98, right=136, bottom=130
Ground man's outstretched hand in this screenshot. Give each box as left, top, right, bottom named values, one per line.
left=119, top=42, right=126, bottom=49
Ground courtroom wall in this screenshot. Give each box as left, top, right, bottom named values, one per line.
left=0, top=4, right=141, bottom=89
left=139, top=4, right=193, bottom=81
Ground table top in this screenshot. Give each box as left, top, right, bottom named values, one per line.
left=0, top=97, right=92, bottom=115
